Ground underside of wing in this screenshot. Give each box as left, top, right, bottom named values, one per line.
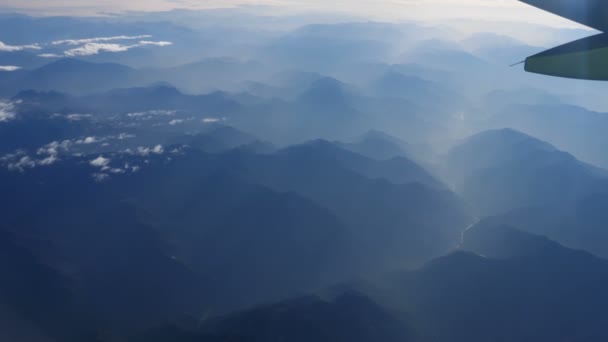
left=525, top=33, right=608, bottom=80
left=519, top=0, right=608, bottom=31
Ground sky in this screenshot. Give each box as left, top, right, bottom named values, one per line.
left=0, top=0, right=582, bottom=27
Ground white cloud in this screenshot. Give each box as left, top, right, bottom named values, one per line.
left=152, top=145, right=164, bottom=154
left=169, top=119, right=184, bottom=126
left=125, top=145, right=165, bottom=157
left=0, top=66, right=22, bottom=71
left=83, top=136, right=98, bottom=144
left=138, top=40, right=173, bottom=47
left=117, top=133, right=136, bottom=140
left=65, top=113, right=93, bottom=121
left=38, top=53, right=62, bottom=58
left=0, top=100, right=16, bottom=122
left=64, top=42, right=131, bottom=56
left=202, top=117, right=223, bottom=123
left=63, top=40, right=172, bottom=57
left=37, top=140, right=71, bottom=157
left=90, top=156, right=111, bottom=167
left=0, top=41, right=41, bottom=52
left=51, top=35, right=153, bottom=46
left=127, top=109, right=177, bottom=120
left=2, top=142, right=64, bottom=171
left=8, top=156, right=37, bottom=171
left=38, top=155, right=58, bottom=166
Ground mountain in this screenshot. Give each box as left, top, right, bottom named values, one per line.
left=0, top=147, right=356, bottom=324
left=1, top=59, right=139, bottom=95
left=295, top=77, right=356, bottom=111
left=243, top=140, right=471, bottom=268
left=404, top=45, right=489, bottom=72
left=0, top=160, right=212, bottom=335
left=263, top=30, right=391, bottom=72
left=468, top=191, right=608, bottom=259
left=460, top=219, right=579, bottom=259
left=485, top=103, right=608, bottom=169
left=461, top=32, right=541, bottom=65
left=0, top=227, right=97, bottom=342
left=170, top=126, right=262, bottom=153
left=369, top=71, right=464, bottom=113
left=284, top=139, right=442, bottom=188
left=382, top=224, right=608, bottom=342
left=132, top=292, right=411, bottom=342
left=444, top=128, right=608, bottom=215
left=156, top=57, right=267, bottom=93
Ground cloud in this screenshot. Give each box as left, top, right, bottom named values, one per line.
left=92, top=173, right=110, bottom=182
left=64, top=42, right=131, bottom=56
left=1, top=140, right=66, bottom=171
left=65, top=113, right=93, bottom=121
left=0, top=41, right=41, bottom=52
left=7, top=156, right=37, bottom=171
left=124, top=145, right=165, bottom=156
left=38, top=53, right=62, bottom=58
left=117, top=133, right=136, bottom=140
left=0, top=100, right=17, bottom=122
left=127, top=109, right=177, bottom=120
left=51, top=35, right=153, bottom=45
left=90, top=156, right=111, bottom=167
left=202, top=117, right=224, bottom=123
left=83, top=136, right=98, bottom=144
left=169, top=119, right=184, bottom=125
left=138, top=40, right=173, bottom=47
left=0, top=66, right=22, bottom=71
left=37, top=140, right=72, bottom=157
left=136, top=145, right=164, bottom=156
left=62, top=39, right=172, bottom=56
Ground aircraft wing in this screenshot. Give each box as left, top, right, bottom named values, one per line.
left=515, top=0, right=608, bottom=80
left=519, top=0, right=608, bottom=31
left=525, top=33, right=608, bottom=80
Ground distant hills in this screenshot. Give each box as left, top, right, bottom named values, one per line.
left=132, top=292, right=411, bottom=342
left=378, top=222, right=608, bottom=342
left=444, top=128, right=608, bottom=216
left=0, top=124, right=472, bottom=339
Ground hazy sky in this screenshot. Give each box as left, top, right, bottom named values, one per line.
left=0, top=0, right=581, bottom=27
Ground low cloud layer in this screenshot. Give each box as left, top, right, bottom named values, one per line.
left=1, top=35, right=171, bottom=58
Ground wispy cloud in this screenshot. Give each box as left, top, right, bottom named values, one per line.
left=51, top=35, right=153, bottom=45
left=64, top=42, right=132, bottom=56
left=0, top=66, right=21, bottom=72
left=0, top=41, right=41, bottom=52
left=0, top=100, right=16, bottom=122
left=63, top=40, right=172, bottom=56
left=138, top=40, right=173, bottom=47
left=0, top=35, right=171, bottom=58
left=38, top=53, right=62, bottom=58
left=203, top=117, right=224, bottom=123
